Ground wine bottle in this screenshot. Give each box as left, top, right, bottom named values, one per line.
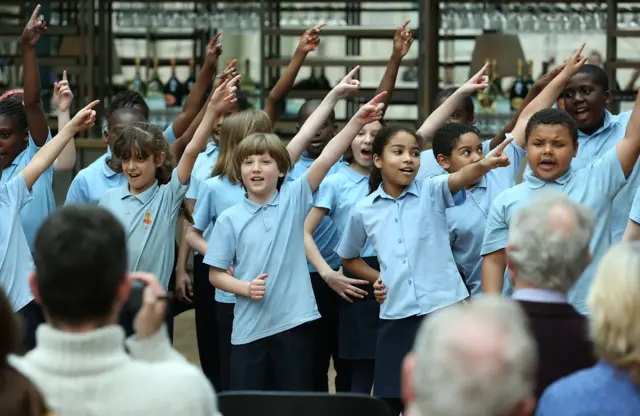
left=164, top=58, right=183, bottom=107
left=146, top=56, right=164, bottom=99
left=478, top=59, right=497, bottom=113
left=509, top=59, right=528, bottom=112
left=525, top=60, right=535, bottom=92
left=318, top=67, right=331, bottom=90
left=129, top=57, right=146, bottom=96
left=185, top=58, right=196, bottom=94
left=308, top=67, right=321, bottom=90
left=490, top=59, right=503, bottom=97
left=239, top=58, right=258, bottom=109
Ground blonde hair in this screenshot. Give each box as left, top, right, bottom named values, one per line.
left=234, top=133, right=291, bottom=189
left=589, top=242, right=640, bottom=386
left=212, top=110, right=272, bottom=183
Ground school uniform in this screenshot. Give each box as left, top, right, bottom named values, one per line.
left=629, top=187, right=640, bottom=225
left=65, top=153, right=127, bottom=205
left=336, top=175, right=468, bottom=401
left=314, top=166, right=379, bottom=394
left=99, top=168, right=189, bottom=337
left=447, top=141, right=526, bottom=296
left=162, top=123, right=178, bottom=144
left=287, top=153, right=348, bottom=392
left=417, top=139, right=492, bottom=180
left=482, top=147, right=626, bottom=315
left=0, top=131, right=54, bottom=252
left=204, top=172, right=320, bottom=391
left=193, top=175, right=244, bottom=391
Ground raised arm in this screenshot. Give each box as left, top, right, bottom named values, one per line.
left=52, top=70, right=76, bottom=171
left=615, top=84, right=640, bottom=177
left=264, top=24, right=323, bottom=122
left=447, top=137, right=513, bottom=194
left=22, top=100, right=98, bottom=190
left=375, top=20, right=414, bottom=115
left=20, top=4, right=49, bottom=146
left=307, top=91, right=386, bottom=191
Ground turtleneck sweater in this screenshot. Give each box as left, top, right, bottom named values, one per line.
left=8, top=324, right=218, bottom=416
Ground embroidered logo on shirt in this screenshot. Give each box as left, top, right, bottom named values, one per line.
left=143, top=210, right=153, bottom=230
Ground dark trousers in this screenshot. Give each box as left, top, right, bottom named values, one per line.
left=216, top=301, right=234, bottom=392
left=350, top=359, right=375, bottom=394
left=193, top=253, right=221, bottom=390
left=18, top=301, right=45, bottom=353
left=309, top=271, right=350, bottom=392
left=230, top=322, right=315, bottom=391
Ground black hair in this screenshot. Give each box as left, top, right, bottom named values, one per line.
left=525, top=108, right=579, bottom=144
left=297, top=99, right=336, bottom=124
left=235, top=89, right=251, bottom=111
left=33, top=205, right=128, bottom=326
left=432, top=123, right=480, bottom=159
left=435, top=86, right=474, bottom=119
left=0, top=97, right=28, bottom=133
left=574, top=64, right=610, bottom=91
left=109, top=91, right=150, bottom=119
left=369, top=124, right=421, bottom=194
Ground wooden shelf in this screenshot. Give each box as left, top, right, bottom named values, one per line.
left=120, top=58, right=194, bottom=67
left=264, top=57, right=418, bottom=67
left=285, top=88, right=418, bottom=104
left=263, top=26, right=418, bottom=39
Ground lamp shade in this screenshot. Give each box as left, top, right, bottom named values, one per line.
left=469, top=33, right=526, bottom=78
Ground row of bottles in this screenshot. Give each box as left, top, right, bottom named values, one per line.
left=477, top=58, right=535, bottom=113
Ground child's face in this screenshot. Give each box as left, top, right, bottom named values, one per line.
left=104, top=112, right=145, bottom=146
left=121, top=148, right=164, bottom=195
left=437, top=98, right=474, bottom=125
left=351, top=121, right=381, bottom=168
left=240, top=152, right=284, bottom=199
left=437, top=133, right=484, bottom=174
left=374, top=131, right=421, bottom=191
left=298, top=108, right=335, bottom=159
left=0, top=115, right=27, bottom=170
left=562, top=73, right=610, bottom=133
left=526, top=124, right=577, bottom=182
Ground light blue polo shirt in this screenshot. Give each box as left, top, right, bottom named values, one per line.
left=481, top=147, right=626, bottom=314
left=193, top=175, right=244, bottom=303
left=203, top=173, right=321, bottom=345
left=418, top=140, right=492, bottom=180
left=336, top=175, right=469, bottom=320
left=65, top=153, right=127, bottom=205
left=1, top=131, right=54, bottom=252
left=314, top=166, right=375, bottom=258
left=629, top=187, right=640, bottom=224
left=99, top=168, right=189, bottom=288
left=0, top=173, right=35, bottom=311
left=446, top=141, right=526, bottom=297
left=185, top=142, right=220, bottom=201
left=163, top=123, right=178, bottom=144
left=288, top=152, right=346, bottom=273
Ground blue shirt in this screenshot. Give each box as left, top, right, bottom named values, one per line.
left=0, top=173, right=35, bottom=311
left=192, top=175, right=244, bottom=303
left=203, top=173, right=320, bottom=345
left=185, top=142, right=220, bottom=200
left=418, top=140, right=492, bottom=180
left=314, top=166, right=375, bottom=258
left=336, top=176, right=469, bottom=320
left=288, top=153, right=346, bottom=273
left=447, top=142, right=526, bottom=297
left=99, top=169, right=189, bottom=288
left=629, top=186, right=640, bottom=224
left=163, top=123, right=177, bottom=144
left=65, top=153, right=127, bottom=205
left=1, top=131, right=54, bottom=252
left=536, top=361, right=640, bottom=416
left=481, top=147, right=626, bottom=314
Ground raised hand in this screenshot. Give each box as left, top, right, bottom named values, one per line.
left=248, top=273, right=268, bottom=300
left=214, top=59, right=238, bottom=88
left=392, top=20, right=414, bottom=58
left=68, top=100, right=99, bottom=133
left=560, top=43, right=588, bottom=79
left=482, top=136, right=512, bottom=170
left=205, top=32, right=223, bottom=68
left=531, top=63, right=566, bottom=93
left=298, top=23, right=324, bottom=53
left=21, top=5, right=46, bottom=47
left=354, top=92, right=386, bottom=126
left=52, top=70, right=73, bottom=112
left=459, top=63, right=490, bottom=95
left=210, top=74, right=240, bottom=114
left=333, top=66, right=361, bottom=99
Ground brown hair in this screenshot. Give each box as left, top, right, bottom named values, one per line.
left=234, top=133, right=291, bottom=190
left=212, top=110, right=272, bottom=183
left=0, top=290, right=49, bottom=416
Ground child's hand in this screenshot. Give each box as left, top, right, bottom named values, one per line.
left=67, top=100, right=99, bottom=134
left=21, top=5, right=46, bottom=47
left=481, top=136, right=512, bottom=170
left=213, top=59, right=238, bottom=89
left=210, top=74, right=240, bottom=114
left=374, top=279, right=387, bottom=304
left=332, top=66, right=361, bottom=99
left=298, top=24, right=324, bottom=53
left=205, top=32, right=223, bottom=68
left=559, top=43, right=588, bottom=80
left=354, top=91, right=386, bottom=126
left=530, top=63, right=566, bottom=94
left=324, top=267, right=368, bottom=303
left=52, top=70, right=73, bottom=112
left=459, top=64, right=489, bottom=96
left=247, top=273, right=268, bottom=300
left=392, top=20, right=414, bottom=58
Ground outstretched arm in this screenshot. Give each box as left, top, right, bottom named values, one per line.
left=52, top=70, right=76, bottom=171
left=375, top=20, right=414, bottom=116
left=447, top=137, right=513, bottom=194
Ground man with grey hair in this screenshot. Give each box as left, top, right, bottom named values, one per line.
left=506, top=192, right=596, bottom=397
left=401, top=296, right=537, bottom=416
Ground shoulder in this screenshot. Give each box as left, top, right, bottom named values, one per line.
left=100, top=186, right=125, bottom=204
left=539, top=367, right=600, bottom=408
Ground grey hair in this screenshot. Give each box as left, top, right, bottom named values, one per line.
left=413, top=296, right=537, bottom=416
left=506, top=192, right=595, bottom=292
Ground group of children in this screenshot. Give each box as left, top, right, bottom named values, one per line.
left=2, top=7, right=640, bottom=416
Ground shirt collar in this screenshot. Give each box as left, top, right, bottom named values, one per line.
left=579, top=110, right=615, bottom=139
left=242, top=190, right=280, bottom=213
left=205, top=141, right=219, bottom=155
left=372, top=179, right=419, bottom=202
left=101, top=154, right=119, bottom=178
left=471, top=175, right=487, bottom=189
left=116, top=180, right=159, bottom=203
left=343, top=166, right=368, bottom=184
left=523, top=167, right=573, bottom=189
left=512, top=288, right=568, bottom=304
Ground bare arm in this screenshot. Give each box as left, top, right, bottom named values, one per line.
left=186, top=226, right=208, bottom=255
left=615, top=85, right=640, bottom=177
left=481, top=249, right=506, bottom=294
left=447, top=137, right=513, bottom=194
left=209, top=267, right=250, bottom=297
left=52, top=71, right=76, bottom=171
left=623, top=219, right=640, bottom=242
left=304, top=207, right=334, bottom=277
left=342, top=257, right=379, bottom=284
left=375, top=20, right=413, bottom=116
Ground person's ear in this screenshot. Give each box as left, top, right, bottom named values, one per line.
left=604, top=90, right=613, bottom=107
left=155, top=152, right=166, bottom=167
left=373, top=153, right=383, bottom=169
left=436, top=154, right=451, bottom=170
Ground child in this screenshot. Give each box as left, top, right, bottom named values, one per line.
left=0, top=99, right=97, bottom=351
left=98, top=76, right=239, bottom=336
left=481, top=46, right=640, bottom=315
left=204, top=73, right=382, bottom=392
left=335, top=123, right=511, bottom=415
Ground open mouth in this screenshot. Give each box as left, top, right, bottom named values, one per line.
left=361, top=149, right=372, bottom=158
left=309, top=140, right=325, bottom=148
left=539, top=160, right=557, bottom=171
left=399, top=167, right=414, bottom=176
left=128, top=173, right=141, bottom=179
left=250, top=177, right=264, bottom=182
left=574, top=107, right=589, bottom=119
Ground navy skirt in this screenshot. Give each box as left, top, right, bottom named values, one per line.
left=339, top=256, right=380, bottom=360
left=373, top=315, right=424, bottom=398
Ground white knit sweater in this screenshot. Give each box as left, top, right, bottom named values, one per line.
left=8, top=325, right=219, bottom=416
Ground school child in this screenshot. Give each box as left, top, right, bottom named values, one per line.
left=0, top=99, right=98, bottom=350
left=481, top=45, right=640, bottom=315
left=335, top=120, right=511, bottom=415
left=98, top=76, right=239, bottom=337
left=204, top=70, right=382, bottom=392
